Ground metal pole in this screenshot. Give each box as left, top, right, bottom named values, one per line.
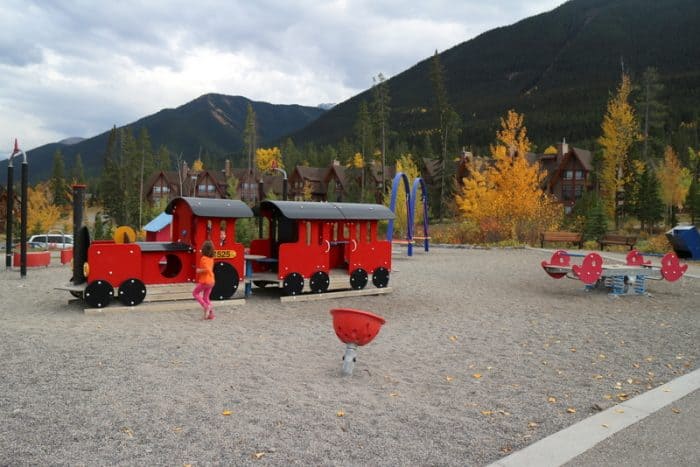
left=20, top=157, right=28, bottom=277
left=5, top=159, right=14, bottom=269
left=72, top=184, right=86, bottom=284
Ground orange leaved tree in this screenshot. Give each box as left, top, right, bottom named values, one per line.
left=456, top=110, right=561, bottom=243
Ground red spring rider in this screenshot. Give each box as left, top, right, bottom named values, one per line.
left=330, top=308, right=386, bottom=376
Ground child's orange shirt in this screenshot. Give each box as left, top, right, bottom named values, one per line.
left=197, top=256, right=215, bottom=285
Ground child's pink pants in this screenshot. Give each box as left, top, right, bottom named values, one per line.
left=193, top=283, right=213, bottom=310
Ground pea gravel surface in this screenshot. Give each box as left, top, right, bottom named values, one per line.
left=1, top=247, right=698, bottom=466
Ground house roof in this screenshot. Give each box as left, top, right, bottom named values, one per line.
left=260, top=200, right=395, bottom=220
left=165, top=197, right=254, bottom=218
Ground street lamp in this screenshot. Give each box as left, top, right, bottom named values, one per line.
left=4, top=139, right=29, bottom=277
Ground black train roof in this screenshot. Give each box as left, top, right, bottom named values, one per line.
left=260, top=200, right=395, bottom=220
left=165, top=197, right=254, bottom=218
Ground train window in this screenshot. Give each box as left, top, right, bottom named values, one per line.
left=219, top=220, right=227, bottom=246
left=355, top=222, right=361, bottom=245
left=332, top=222, right=338, bottom=241
left=366, top=221, right=371, bottom=243
left=158, top=254, right=182, bottom=278
left=305, top=222, right=311, bottom=246
left=206, top=220, right=212, bottom=235
left=342, top=223, right=349, bottom=239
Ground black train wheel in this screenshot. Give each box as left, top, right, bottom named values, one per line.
left=309, top=271, right=330, bottom=294
left=349, top=268, right=368, bottom=290
left=84, top=280, right=114, bottom=308
left=118, top=278, right=147, bottom=306
left=372, top=267, right=390, bottom=288
left=283, top=272, right=304, bottom=296
left=212, top=262, right=239, bottom=300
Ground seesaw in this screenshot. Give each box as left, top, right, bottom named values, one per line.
left=541, top=249, right=688, bottom=295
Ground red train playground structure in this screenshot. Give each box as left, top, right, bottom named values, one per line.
left=63, top=186, right=395, bottom=308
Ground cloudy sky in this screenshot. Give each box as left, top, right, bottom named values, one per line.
left=1, top=0, right=563, bottom=155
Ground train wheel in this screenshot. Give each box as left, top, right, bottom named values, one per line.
left=349, top=268, right=368, bottom=290
left=371, top=267, right=390, bottom=288
left=118, top=278, right=147, bottom=306
left=283, top=272, right=304, bottom=296
left=84, top=280, right=114, bottom=308
left=212, top=262, right=239, bottom=300
left=310, top=271, right=330, bottom=294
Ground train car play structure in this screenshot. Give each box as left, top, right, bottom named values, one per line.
left=65, top=192, right=395, bottom=307
left=541, top=249, right=688, bottom=295
left=249, top=200, right=395, bottom=295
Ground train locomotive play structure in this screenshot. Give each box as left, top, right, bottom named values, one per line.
left=541, top=249, right=688, bottom=295
left=65, top=190, right=395, bottom=308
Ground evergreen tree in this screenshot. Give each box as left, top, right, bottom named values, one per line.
left=429, top=51, right=461, bottom=221
left=372, top=73, right=390, bottom=193
left=583, top=199, right=608, bottom=242
left=634, top=67, right=667, bottom=162
left=243, top=103, right=258, bottom=176
left=354, top=99, right=374, bottom=165
left=71, top=154, right=85, bottom=184
left=688, top=148, right=700, bottom=224
left=50, top=150, right=69, bottom=207
left=635, top=164, right=664, bottom=233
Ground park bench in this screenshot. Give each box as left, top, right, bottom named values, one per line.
left=540, top=231, right=583, bottom=249
left=598, top=233, right=637, bottom=250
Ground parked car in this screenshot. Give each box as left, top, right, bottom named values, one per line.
left=28, top=234, right=73, bottom=249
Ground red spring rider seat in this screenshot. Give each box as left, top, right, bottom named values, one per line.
left=330, top=308, right=386, bottom=376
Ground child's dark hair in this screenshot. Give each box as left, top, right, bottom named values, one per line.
left=201, top=240, right=215, bottom=258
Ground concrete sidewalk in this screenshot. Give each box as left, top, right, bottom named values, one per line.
left=490, top=368, right=700, bottom=467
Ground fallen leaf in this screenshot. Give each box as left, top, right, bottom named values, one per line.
left=566, top=407, right=576, bottom=414
left=449, top=335, right=457, bottom=342
left=252, top=452, right=266, bottom=460
left=632, top=363, right=640, bottom=368
left=626, top=378, right=633, bottom=384
left=615, top=408, right=625, bottom=414
left=601, top=424, right=609, bottom=428
left=336, top=409, right=345, bottom=417
left=222, top=410, right=232, bottom=416
left=527, top=422, right=539, bottom=429
left=645, top=356, right=654, bottom=362
left=617, top=393, right=629, bottom=401
left=598, top=354, right=606, bottom=360
left=481, top=410, right=493, bottom=416
left=173, top=427, right=183, bottom=433
left=389, top=392, right=399, bottom=397
left=445, top=375, right=454, bottom=382
left=500, top=445, right=512, bottom=454
left=486, top=366, right=493, bottom=370
left=603, top=394, right=613, bottom=400
left=472, top=373, right=482, bottom=379
left=547, top=396, right=557, bottom=403
left=671, top=407, right=681, bottom=414
left=121, top=427, right=133, bottom=438
left=614, top=382, right=623, bottom=389
left=662, top=388, right=671, bottom=393
left=570, top=348, right=577, bottom=353
left=593, top=374, right=603, bottom=380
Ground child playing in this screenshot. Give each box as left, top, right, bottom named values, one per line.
left=193, top=240, right=216, bottom=320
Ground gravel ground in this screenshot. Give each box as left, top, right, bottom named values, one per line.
left=0, top=247, right=698, bottom=466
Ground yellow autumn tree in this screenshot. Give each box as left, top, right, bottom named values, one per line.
left=27, top=182, right=61, bottom=234
left=456, top=110, right=561, bottom=243
left=347, top=152, right=366, bottom=201
left=598, top=73, right=639, bottom=221
left=657, top=145, right=691, bottom=222
left=255, top=147, right=283, bottom=174
left=302, top=180, right=314, bottom=201
left=192, top=158, right=204, bottom=172
left=383, top=154, right=421, bottom=239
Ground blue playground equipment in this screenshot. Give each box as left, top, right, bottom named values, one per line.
left=387, top=172, right=429, bottom=256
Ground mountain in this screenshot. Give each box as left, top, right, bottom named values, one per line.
left=287, top=0, right=700, bottom=151
left=5, top=94, right=325, bottom=183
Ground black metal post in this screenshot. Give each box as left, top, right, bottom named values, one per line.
left=258, top=179, right=264, bottom=238
left=72, top=184, right=86, bottom=284
left=5, top=162, right=13, bottom=269
left=20, top=158, right=28, bottom=278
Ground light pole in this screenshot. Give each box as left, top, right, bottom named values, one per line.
left=4, top=139, right=28, bottom=276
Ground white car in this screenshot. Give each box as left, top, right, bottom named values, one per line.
left=28, top=234, right=74, bottom=249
